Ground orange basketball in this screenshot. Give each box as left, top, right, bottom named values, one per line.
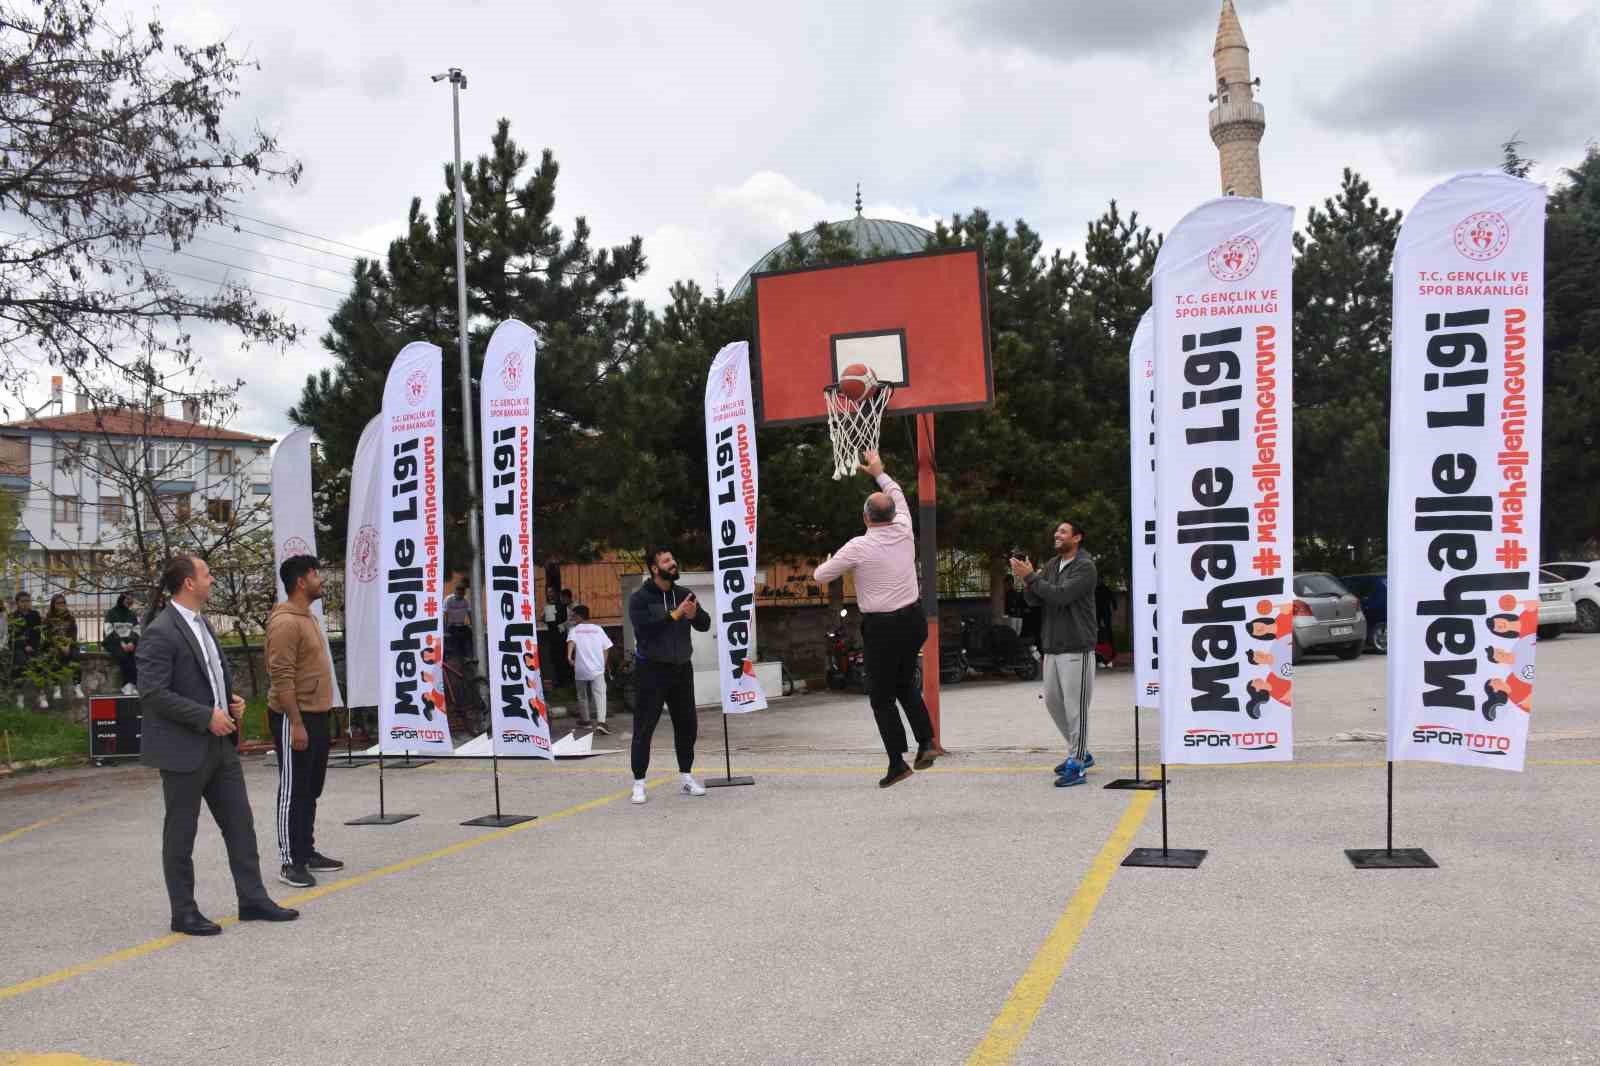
left=838, top=363, right=876, bottom=402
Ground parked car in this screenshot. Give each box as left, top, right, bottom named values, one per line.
left=1541, top=561, right=1600, bottom=633
left=1537, top=568, right=1577, bottom=639
left=1337, top=572, right=1388, bottom=654
left=1290, top=572, right=1366, bottom=663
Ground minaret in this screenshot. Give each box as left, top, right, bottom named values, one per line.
left=1208, top=0, right=1265, bottom=198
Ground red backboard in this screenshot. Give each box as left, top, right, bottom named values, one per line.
left=750, top=248, right=993, bottom=427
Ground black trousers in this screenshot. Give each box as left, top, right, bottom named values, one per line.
left=631, top=660, right=697, bottom=779
left=111, top=647, right=138, bottom=686
left=862, top=605, right=935, bottom=765
left=269, top=710, right=332, bottom=867
left=159, top=735, right=272, bottom=918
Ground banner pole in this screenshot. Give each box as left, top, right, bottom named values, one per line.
left=1105, top=703, right=1163, bottom=790
left=706, top=712, right=755, bottom=788
left=1122, top=762, right=1205, bottom=868
left=1344, top=759, right=1435, bottom=869
left=347, top=749, right=418, bottom=825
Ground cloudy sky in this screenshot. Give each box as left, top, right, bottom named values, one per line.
left=24, top=0, right=1598, bottom=439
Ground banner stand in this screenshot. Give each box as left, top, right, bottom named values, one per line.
left=1104, top=704, right=1164, bottom=791
left=463, top=736, right=537, bottom=826
left=1122, top=765, right=1206, bottom=868
left=705, top=714, right=755, bottom=788
left=346, top=753, right=418, bottom=826
left=1345, top=761, right=1436, bottom=869
left=329, top=707, right=375, bottom=769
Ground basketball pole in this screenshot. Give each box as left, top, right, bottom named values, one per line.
left=917, top=413, right=946, bottom=755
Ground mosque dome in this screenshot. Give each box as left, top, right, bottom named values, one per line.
left=730, top=188, right=934, bottom=299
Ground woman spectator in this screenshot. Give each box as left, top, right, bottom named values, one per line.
left=104, top=592, right=141, bottom=696
left=44, top=593, right=84, bottom=700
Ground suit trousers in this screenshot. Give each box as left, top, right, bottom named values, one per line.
left=861, top=605, right=935, bottom=765
left=159, top=734, right=272, bottom=918
left=268, top=710, right=332, bottom=867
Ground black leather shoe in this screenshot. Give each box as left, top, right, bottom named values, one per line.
left=171, top=913, right=222, bottom=936
left=879, top=764, right=915, bottom=789
left=238, top=901, right=300, bottom=923
left=913, top=743, right=938, bottom=770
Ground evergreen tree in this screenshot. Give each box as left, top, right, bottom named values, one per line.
left=290, top=122, right=648, bottom=573
left=1290, top=168, right=1402, bottom=570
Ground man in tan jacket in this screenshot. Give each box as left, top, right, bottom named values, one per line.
left=267, top=554, right=343, bottom=888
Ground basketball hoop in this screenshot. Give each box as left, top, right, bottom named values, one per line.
left=823, top=381, right=893, bottom=480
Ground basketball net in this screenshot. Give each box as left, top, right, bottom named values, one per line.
left=823, top=383, right=893, bottom=480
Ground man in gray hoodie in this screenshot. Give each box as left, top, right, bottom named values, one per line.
left=1011, top=520, right=1098, bottom=787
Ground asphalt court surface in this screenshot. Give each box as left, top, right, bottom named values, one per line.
left=3, top=636, right=1598, bottom=1065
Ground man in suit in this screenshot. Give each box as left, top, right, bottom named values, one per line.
left=138, top=552, right=298, bottom=935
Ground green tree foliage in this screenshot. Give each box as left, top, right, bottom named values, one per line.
left=1291, top=168, right=1402, bottom=570
left=290, top=122, right=648, bottom=573
left=1542, top=145, right=1600, bottom=557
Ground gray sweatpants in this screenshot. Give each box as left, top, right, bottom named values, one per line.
left=575, top=676, right=608, bottom=724
left=1041, top=652, right=1093, bottom=760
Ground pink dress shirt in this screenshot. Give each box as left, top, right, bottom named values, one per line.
left=813, top=474, right=920, bottom=613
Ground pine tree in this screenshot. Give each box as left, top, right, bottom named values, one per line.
left=290, top=122, right=647, bottom=573
left=1290, top=168, right=1402, bottom=570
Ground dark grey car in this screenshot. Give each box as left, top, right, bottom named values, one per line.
left=1291, top=572, right=1366, bottom=663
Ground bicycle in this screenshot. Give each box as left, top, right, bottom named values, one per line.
left=441, top=654, right=491, bottom=737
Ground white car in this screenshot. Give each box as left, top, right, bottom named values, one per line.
left=1537, top=568, right=1577, bottom=638
left=1541, top=561, right=1600, bottom=634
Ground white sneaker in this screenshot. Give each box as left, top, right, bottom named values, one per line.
left=681, top=775, right=706, bottom=797
left=630, top=781, right=647, bottom=805
left=121, top=684, right=137, bottom=696
left=72, top=684, right=84, bottom=698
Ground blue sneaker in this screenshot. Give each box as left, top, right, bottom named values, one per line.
left=1055, top=767, right=1087, bottom=788
left=1054, top=753, right=1094, bottom=774
left=1081, top=752, right=1095, bottom=769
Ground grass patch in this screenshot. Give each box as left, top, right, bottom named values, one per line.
left=0, top=706, right=88, bottom=765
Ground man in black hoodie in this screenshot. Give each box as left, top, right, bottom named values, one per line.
left=626, top=547, right=711, bottom=805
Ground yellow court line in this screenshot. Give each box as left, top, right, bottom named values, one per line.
left=966, top=791, right=1156, bottom=1066
left=0, top=804, right=104, bottom=848
left=0, top=778, right=665, bottom=1005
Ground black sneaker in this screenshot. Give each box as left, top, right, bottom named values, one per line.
left=593, top=722, right=612, bottom=736
left=306, top=852, right=345, bottom=872
left=278, top=864, right=316, bottom=888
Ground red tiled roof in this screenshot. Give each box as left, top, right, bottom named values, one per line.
left=0, top=409, right=273, bottom=444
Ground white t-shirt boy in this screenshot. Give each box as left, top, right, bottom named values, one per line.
left=567, top=622, right=614, bottom=682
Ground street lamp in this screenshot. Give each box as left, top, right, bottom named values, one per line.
left=431, top=67, right=490, bottom=685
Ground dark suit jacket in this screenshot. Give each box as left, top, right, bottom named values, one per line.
left=137, top=604, right=237, bottom=773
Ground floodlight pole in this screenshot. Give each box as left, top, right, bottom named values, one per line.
left=436, top=68, right=491, bottom=698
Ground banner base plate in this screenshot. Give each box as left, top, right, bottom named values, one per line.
left=1345, top=847, right=1437, bottom=869
left=705, top=776, right=755, bottom=788
left=328, top=759, right=376, bottom=770
left=1103, top=778, right=1164, bottom=791
left=461, top=814, right=537, bottom=827
left=382, top=759, right=433, bottom=770
left=1122, top=847, right=1207, bottom=869
left=345, top=813, right=418, bottom=826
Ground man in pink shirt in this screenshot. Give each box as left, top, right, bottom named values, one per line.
left=814, top=449, right=936, bottom=788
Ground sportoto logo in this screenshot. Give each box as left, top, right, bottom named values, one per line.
left=499, top=350, right=524, bottom=392
left=1411, top=724, right=1510, bottom=756
left=1183, top=728, right=1278, bottom=751
left=1208, top=235, right=1259, bottom=282
left=351, top=524, right=380, bottom=583
left=279, top=536, right=311, bottom=561
left=1454, top=211, right=1509, bottom=261
left=404, top=368, right=428, bottom=407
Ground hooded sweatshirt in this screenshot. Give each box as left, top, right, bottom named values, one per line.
left=627, top=579, right=710, bottom=665
left=265, top=601, right=335, bottom=714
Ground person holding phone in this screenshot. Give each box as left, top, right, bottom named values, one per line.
left=625, top=547, right=711, bottom=804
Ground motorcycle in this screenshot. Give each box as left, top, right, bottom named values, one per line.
left=825, top=610, right=868, bottom=692
left=957, top=614, right=1041, bottom=681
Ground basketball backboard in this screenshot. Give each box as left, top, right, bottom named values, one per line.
left=749, top=248, right=992, bottom=427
